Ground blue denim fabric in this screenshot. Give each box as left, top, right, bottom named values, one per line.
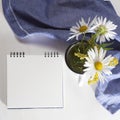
left=95, top=50, right=120, bottom=114
left=2, top=0, right=120, bottom=41
left=2, top=0, right=120, bottom=113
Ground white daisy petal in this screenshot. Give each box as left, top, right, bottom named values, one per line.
left=87, top=17, right=91, bottom=25
left=102, top=49, right=107, bottom=60
left=84, top=62, right=91, bottom=67
left=96, top=36, right=100, bottom=42
left=94, top=46, right=98, bottom=58
left=99, top=35, right=106, bottom=44
left=102, top=55, right=113, bottom=64
left=99, top=47, right=104, bottom=60
left=103, top=17, right=107, bottom=25
left=98, top=72, right=105, bottom=83
left=102, top=69, right=112, bottom=75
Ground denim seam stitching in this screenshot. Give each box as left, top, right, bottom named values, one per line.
left=9, top=0, right=29, bottom=35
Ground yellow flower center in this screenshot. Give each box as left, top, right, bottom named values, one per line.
left=94, top=61, right=103, bottom=71
left=79, top=25, right=88, bottom=32
left=109, top=57, right=119, bottom=66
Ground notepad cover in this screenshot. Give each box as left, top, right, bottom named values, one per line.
left=7, top=54, right=63, bottom=108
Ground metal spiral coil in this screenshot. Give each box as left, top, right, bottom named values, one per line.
left=10, top=52, right=25, bottom=57
left=44, top=52, right=59, bottom=57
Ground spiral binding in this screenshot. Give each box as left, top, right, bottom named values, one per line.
left=44, top=51, right=59, bottom=57
left=10, top=52, right=25, bottom=57
left=10, top=52, right=59, bottom=57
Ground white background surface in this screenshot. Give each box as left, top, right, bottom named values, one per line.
left=1, top=0, right=120, bottom=120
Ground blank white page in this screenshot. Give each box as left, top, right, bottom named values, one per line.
left=7, top=53, right=63, bottom=108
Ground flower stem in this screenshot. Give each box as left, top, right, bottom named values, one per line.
left=81, top=33, right=86, bottom=51
left=88, top=32, right=100, bottom=47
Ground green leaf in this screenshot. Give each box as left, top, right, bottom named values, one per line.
left=99, top=42, right=114, bottom=50
left=103, top=47, right=113, bottom=50
left=100, top=42, right=113, bottom=47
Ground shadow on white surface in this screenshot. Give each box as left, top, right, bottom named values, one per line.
left=0, top=54, right=7, bottom=106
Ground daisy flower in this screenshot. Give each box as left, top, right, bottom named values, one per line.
left=67, top=17, right=96, bottom=41
left=79, top=46, right=118, bottom=86
left=92, top=16, right=117, bottom=44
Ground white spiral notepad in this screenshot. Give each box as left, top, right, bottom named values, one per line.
left=7, top=52, right=63, bottom=109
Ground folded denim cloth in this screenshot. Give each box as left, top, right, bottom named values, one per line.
left=2, top=0, right=120, bottom=114
left=95, top=50, right=120, bottom=114
left=2, top=0, right=120, bottom=41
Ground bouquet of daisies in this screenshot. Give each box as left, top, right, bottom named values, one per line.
left=66, top=16, right=119, bottom=86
